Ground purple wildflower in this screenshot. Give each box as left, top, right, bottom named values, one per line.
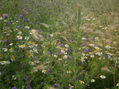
left=61, top=43, right=65, bottom=47
left=92, top=37, right=95, bottom=41
left=48, top=51, right=51, bottom=55
left=12, top=86, right=17, bottom=89
left=104, top=53, right=108, bottom=59
left=54, top=83, right=59, bottom=88
left=68, top=56, right=71, bottom=58
left=2, top=13, right=8, bottom=18
left=56, top=51, right=61, bottom=54
left=28, top=8, right=32, bottom=12
left=57, top=39, right=60, bottom=43
left=67, top=49, right=71, bottom=52
left=83, top=48, right=90, bottom=53
left=48, top=34, right=51, bottom=39
left=26, top=84, right=32, bottom=89
left=38, top=14, right=40, bottom=16
left=38, top=30, right=42, bottom=33
left=46, top=69, right=50, bottom=73
left=19, top=14, right=24, bottom=18
left=81, top=43, right=86, bottom=46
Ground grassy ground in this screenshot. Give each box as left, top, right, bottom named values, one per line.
left=0, top=0, right=119, bottom=89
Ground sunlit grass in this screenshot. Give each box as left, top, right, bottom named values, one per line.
left=0, top=0, right=119, bottom=89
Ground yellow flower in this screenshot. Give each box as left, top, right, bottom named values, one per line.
left=69, top=84, right=74, bottom=89
left=95, top=37, right=99, bottom=41
left=58, top=58, right=62, bottom=61
left=32, top=42, right=35, bottom=45
left=30, top=49, right=33, bottom=53
left=113, top=41, right=117, bottom=45
left=65, top=48, right=68, bottom=51
left=6, top=61, right=10, bottom=64
left=61, top=50, right=65, bottom=54
left=27, top=41, right=32, bottom=44
left=89, top=52, right=93, bottom=54
left=29, top=55, right=33, bottom=58
left=50, top=34, right=54, bottom=37
left=79, top=80, right=85, bottom=84
left=17, top=30, right=22, bottom=34
left=65, top=44, right=69, bottom=48
left=29, top=61, right=35, bottom=65
left=56, top=46, right=60, bottom=49
left=33, top=67, right=38, bottom=72
left=19, top=44, right=25, bottom=48
left=91, top=79, right=95, bottom=83
left=54, top=55, right=58, bottom=58
left=9, top=48, right=14, bottom=52
left=25, top=52, right=29, bottom=56
left=63, top=55, right=68, bottom=59
left=84, top=56, right=87, bottom=59
left=11, top=55, right=15, bottom=61
left=80, top=57, right=85, bottom=62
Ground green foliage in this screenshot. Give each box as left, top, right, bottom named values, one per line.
left=0, top=0, right=119, bottom=89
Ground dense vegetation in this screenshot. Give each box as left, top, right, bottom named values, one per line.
left=0, top=0, right=119, bottom=89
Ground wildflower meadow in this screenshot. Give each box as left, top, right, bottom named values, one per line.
left=0, top=0, right=119, bottom=89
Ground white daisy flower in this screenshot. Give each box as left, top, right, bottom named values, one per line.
left=0, top=17, right=3, bottom=20
left=9, top=48, right=14, bottom=52
left=18, top=31, right=22, bottom=35
left=17, top=35, right=22, bottom=40
left=2, top=48, right=8, bottom=52
left=116, top=83, right=119, bottom=87
left=81, top=37, right=87, bottom=41
left=79, top=80, right=85, bottom=84
left=53, top=55, right=58, bottom=58
left=105, top=44, right=111, bottom=49
left=50, top=34, right=54, bottom=37
left=25, top=26, right=30, bottom=29
left=29, top=61, right=35, bottom=65
left=25, top=36, right=29, bottom=40
left=100, top=75, right=106, bottom=79
left=19, top=44, right=25, bottom=48
left=89, top=44, right=95, bottom=47
left=0, top=61, right=10, bottom=65
left=63, top=55, right=68, bottom=59
left=9, top=43, right=13, bottom=46
left=42, top=69, right=47, bottom=74
left=65, top=44, right=69, bottom=48
left=91, top=79, right=95, bottom=83
left=69, top=84, right=74, bottom=89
